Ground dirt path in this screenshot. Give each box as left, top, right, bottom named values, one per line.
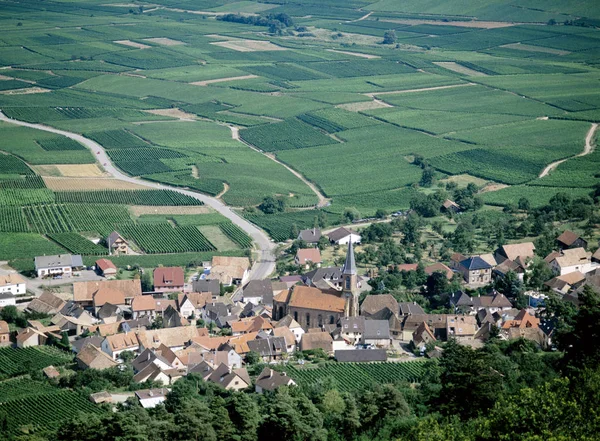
left=539, top=123, right=597, bottom=178
left=0, top=110, right=276, bottom=281
left=216, top=183, right=230, bottom=199
left=364, top=83, right=473, bottom=97
left=350, top=11, right=373, bottom=22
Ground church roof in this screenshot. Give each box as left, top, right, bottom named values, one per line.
left=342, top=241, right=357, bottom=276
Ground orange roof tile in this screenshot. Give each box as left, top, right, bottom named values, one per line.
left=287, top=286, right=345, bottom=313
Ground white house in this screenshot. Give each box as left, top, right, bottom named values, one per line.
left=327, top=227, right=361, bottom=245
left=0, top=274, right=26, bottom=296
left=0, top=292, right=16, bottom=308
left=550, top=248, right=597, bottom=276
left=34, top=254, right=83, bottom=279
left=135, top=388, right=170, bottom=408
left=275, top=315, right=305, bottom=343
left=101, top=333, right=140, bottom=360
left=340, top=317, right=365, bottom=345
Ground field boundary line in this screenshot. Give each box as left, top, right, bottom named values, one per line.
left=539, top=123, right=597, bottom=178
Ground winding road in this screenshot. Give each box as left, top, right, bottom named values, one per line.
left=0, top=110, right=276, bottom=281
left=539, top=123, right=598, bottom=178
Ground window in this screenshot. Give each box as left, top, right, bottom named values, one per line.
left=345, top=277, right=351, bottom=289
left=318, top=315, right=323, bottom=327
left=306, top=313, right=310, bottom=327
left=330, top=315, right=335, bottom=324
left=294, top=311, right=298, bottom=322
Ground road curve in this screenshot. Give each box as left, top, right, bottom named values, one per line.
left=539, top=123, right=598, bottom=178
left=0, top=111, right=276, bottom=281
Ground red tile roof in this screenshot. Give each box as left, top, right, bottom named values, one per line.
left=296, top=248, right=322, bottom=264
left=153, top=267, right=184, bottom=289
left=95, top=259, right=116, bottom=272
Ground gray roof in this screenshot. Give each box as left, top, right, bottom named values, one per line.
left=97, top=303, right=119, bottom=319
left=304, top=267, right=343, bottom=283
left=460, top=256, right=492, bottom=271
left=35, top=254, right=83, bottom=270
left=341, top=316, right=366, bottom=333
left=398, top=302, right=425, bottom=316
left=72, top=336, right=104, bottom=354
left=0, top=292, right=15, bottom=300
left=364, top=319, right=390, bottom=340
left=242, top=279, right=273, bottom=304
left=298, top=229, right=321, bottom=243
left=449, top=291, right=473, bottom=307
left=135, top=388, right=169, bottom=400
left=255, top=367, right=294, bottom=391
left=327, top=227, right=358, bottom=243
left=335, top=349, right=387, bottom=362
left=247, top=337, right=286, bottom=357
left=192, top=279, right=220, bottom=295
left=342, top=241, right=357, bottom=276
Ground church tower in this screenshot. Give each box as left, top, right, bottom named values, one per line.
left=342, top=241, right=359, bottom=317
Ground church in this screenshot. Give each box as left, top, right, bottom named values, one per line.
left=273, top=242, right=360, bottom=330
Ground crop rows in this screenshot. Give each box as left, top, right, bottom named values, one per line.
left=0, top=207, right=30, bottom=232
left=85, top=129, right=149, bottom=149
left=0, top=155, right=33, bottom=175
left=37, top=137, right=86, bottom=151
left=0, top=390, right=102, bottom=435
left=286, top=361, right=428, bottom=392
left=0, top=189, right=55, bottom=206
left=297, top=113, right=345, bottom=133
left=107, top=148, right=187, bottom=162
left=0, top=378, right=57, bottom=403
left=116, top=160, right=174, bottom=176
left=0, top=175, right=46, bottom=189
left=48, top=233, right=108, bottom=255
left=23, top=204, right=131, bottom=235
left=240, top=119, right=337, bottom=152
left=118, top=223, right=216, bottom=253
left=0, top=347, right=73, bottom=380
left=244, top=211, right=324, bottom=242
left=219, top=222, right=253, bottom=248
left=55, top=190, right=202, bottom=206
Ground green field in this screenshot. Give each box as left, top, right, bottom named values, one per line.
left=0, top=0, right=598, bottom=230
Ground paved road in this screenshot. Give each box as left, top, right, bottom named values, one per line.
left=0, top=111, right=276, bottom=281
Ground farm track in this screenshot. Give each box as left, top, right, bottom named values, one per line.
left=539, top=123, right=598, bottom=178
left=229, top=126, right=331, bottom=208
left=0, top=111, right=276, bottom=281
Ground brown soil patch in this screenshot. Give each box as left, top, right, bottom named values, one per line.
left=43, top=177, right=147, bottom=191
left=0, top=87, right=50, bottom=95
left=145, top=108, right=197, bottom=120
left=500, top=43, right=570, bottom=55
left=144, top=37, right=186, bottom=46
left=190, top=74, right=259, bottom=86
left=379, top=18, right=517, bottom=29
left=210, top=40, right=287, bottom=52
left=441, top=174, right=489, bottom=188
left=480, top=183, right=510, bottom=193
left=326, top=49, right=380, bottom=59
left=433, top=62, right=487, bottom=77
left=114, top=40, right=151, bottom=49
left=337, top=99, right=393, bottom=112
left=32, top=164, right=106, bottom=177
left=129, top=205, right=212, bottom=216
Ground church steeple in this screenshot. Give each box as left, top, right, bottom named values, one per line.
left=342, top=241, right=359, bottom=317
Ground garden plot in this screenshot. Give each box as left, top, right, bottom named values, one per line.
left=433, top=62, right=488, bottom=76
left=210, top=40, right=287, bottom=52
left=114, top=40, right=151, bottom=49
left=144, top=37, right=186, bottom=46
left=43, top=177, right=147, bottom=191
left=32, top=164, right=106, bottom=177
left=144, top=108, right=197, bottom=120
left=337, top=100, right=392, bottom=112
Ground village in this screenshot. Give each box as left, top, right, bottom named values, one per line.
left=1, top=222, right=597, bottom=409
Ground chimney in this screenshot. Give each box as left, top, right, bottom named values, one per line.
left=269, top=370, right=273, bottom=378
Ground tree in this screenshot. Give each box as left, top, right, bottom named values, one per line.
left=518, top=197, right=531, bottom=212
left=400, top=212, right=421, bottom=245
left=375, top=209, right=388, bottom=219
left=0, top=305, right=18, bottom=323
left=494, top=271, right=523, bottom=300
left=525, top=257, right=553, bottom=289
left=140, top=272, right=152, bottom=292
left=317, top=236, right=329, bottom=251
left=383, top=29, right=397, bottom=44
left=342, top=207, right=360, bottom=223
left=424, top=271, right=451, bottom=309
left=451, top=222, right=475, bottom=253
left=246, top=351, right=261, bottom=365
left=226, top=393, right=261, bottom=441
left=259, top=196, right=285, bottom=214
left=419, top=167, right=435, bottom=187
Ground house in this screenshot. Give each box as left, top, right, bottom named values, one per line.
left=412, top=322, right=436, bottom=351
left=544, top=271, right=586, bottom=295
left=199, top=348, right=243, bottom=369
left=425, top=263, right=454, bottom=280
left=501, top=309, right=540, bottom=330
left=89, top=391, right=112, bottom=404
left=401, top=314, right=450, bottom=341
left=272, top=326, right=297, bottom=353
left=0, top=320, right=10, bottom=345
left=298, top=228, right=321, bottom=244
left=557, top=230, right=587, bottom=251
left=449, top=291, right=473, bottom=313
left=273, top=285, right=346, bottom=330
left=340, top=317, right=365, bottom=345
left=74, top=280, right=142, bottom=308
left=72, top=335, right=104, bottom=354
left=101, top=333, right=140, bottom=359
left=203, top=302, right=231, bottom=324
left=43, top=366, right=60, bottom=379
left=247, top=336, right=286, bottom=362
left=178, top=292, right=212, bottom=318
left=95, top=259, right=117, bottom=278
left=206, top=363, right=250, bottom=391
left=295, top=248, right=322, bottom=269
left=0, top=292, right=16, bottom=308
left=335, top=349, right=387, bottom=362
left=300, top=332, right=333, bottom=353
left=131, top=296, right=159, bottom=320
left=476, top=309, right=502, bottom=327
left=135, top=388, right=170, bottom=409
left=458, top=257, right=493, bottom=285
left=107, top=231, right=130, bottom=256
left=242, top=279, right=274, bottom=306
left=279, top=275, right=303, bottom=289
left=27, top=291, right=65, bottom=315
left=494, top=243, right=535, bottom=266
left=0, top=274, right=26, bottom=296
left=92, top=287, right=126, bottom=314
left=153, top=267, right=185, bottom=293
left=504, top=327, right=549, bottom=348
left=191, top=279, right=220, bottom=296
left=550, top=248, right=596, bottom=276
left=478, top=254, right=498, bottom=268
left=327, top=227, right=361, bottom=245
left=275, top=315, right=304, bottom=343
left=446, top=316, right=478, bottom=343
left=209, top=256, right=250, bottom=286
left=363, top=320, right=390, bottom=348
left=230, top=316, right=272, bottom=336
left=361, top=294, right=398, bottom=320
left=493, top=259, right=526, bottom=281
left=34, top=254, right=83, bottom=279
left=592, top=248, right=600, bottom=264
left=162, top=304, right=187, bottom=328
left=398, top=302, right=426, bottom=316
left=188, top=360, right=215, bottom=379
left=136, top=326, right=201, bottom=352
left=449, top=252, right=467, bottom=271
left=76, top=345, right=118, bottom=370
left=255, top=367, right=296, bottom=393
left=471, top=292, right=513, bottom=314
left=16, top=327, right=48, bottom=348
left=441, top=199, right=461, bottom=214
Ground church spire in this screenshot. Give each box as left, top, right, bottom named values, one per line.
left=342, top=241, right=356, bottom=275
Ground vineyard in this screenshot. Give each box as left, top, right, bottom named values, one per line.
left=118, top=223, right=216, bottom=253
left=0, top=390, right=103, bottom=436
left=0, top=188, right=55, bottom=206
left=243, top=211, right=329, bottom=242
left=0, top=207, right=29, bottom=232
left=37, top=137, right=86, bottom=151
left=0, top=155, right=33, bottom=175
left=107, top=148, right=187, bottom=162
left=0, top=378, right=57, bottom=403
left=55, top=190, right=202, bottom=206
left=0, top=175, right=46, bottom=189
left=85, top=129, right=149, bottom=149
left=286, top=361, right=429, bottom=392
left=0, top=347, right=73, bottom=380
left=48, top=233, right=108, bottom=255
left=219, top=222, right=253, bottom=248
